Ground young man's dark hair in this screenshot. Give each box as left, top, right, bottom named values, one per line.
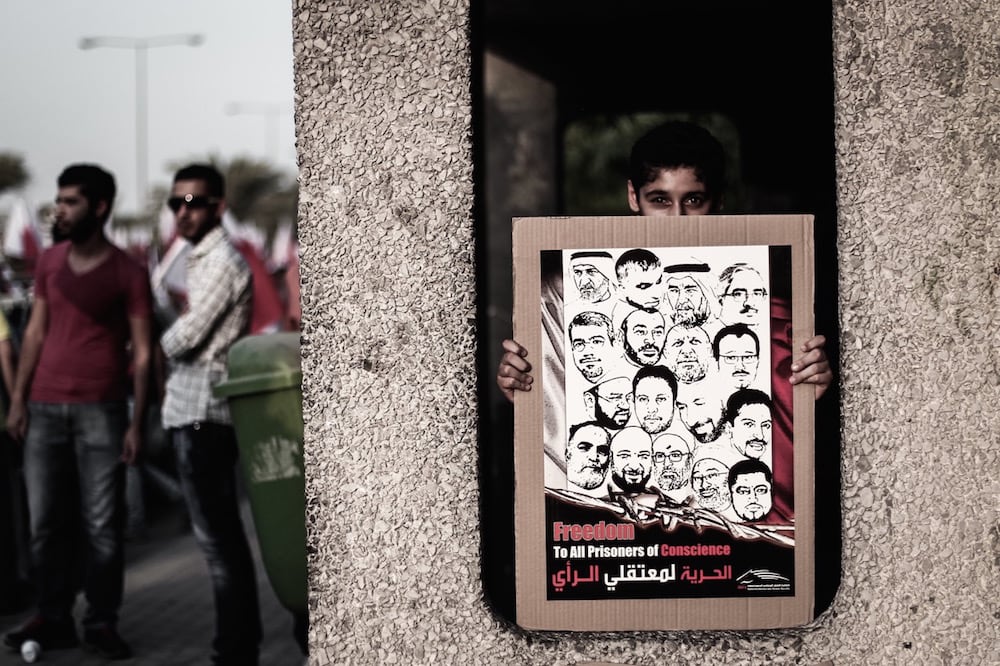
left=727, top=457, right=773, bottom=489
left=57, top=164, right=116, bottom=222
left=723, top=388, right=772, bottom=427
left=628, top=121, right=726, bottom=207
left=173, top=163, right=225, bottom=198
left=712, top=323, right=760, bottom=360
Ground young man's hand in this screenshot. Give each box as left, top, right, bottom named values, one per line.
left=790, top=334, right=832, bottom=400
left=496, top=339, right=534, bottom=403
left=122, top=423, right=142, bottom=466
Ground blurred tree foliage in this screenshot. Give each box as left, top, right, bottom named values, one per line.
left=563, top=112, right=746, bottom=215
left=0, top=153, right=29, bottom=194
left=222, top=156, right=298, bottom=240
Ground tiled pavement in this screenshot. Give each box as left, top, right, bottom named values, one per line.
left=0, top=503, right=307, bottom=665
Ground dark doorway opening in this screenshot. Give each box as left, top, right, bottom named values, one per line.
left=473, top=0, right=841, bottom=625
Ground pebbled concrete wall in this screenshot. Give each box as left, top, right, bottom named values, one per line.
left=293, top=0, right=1000, bottom=663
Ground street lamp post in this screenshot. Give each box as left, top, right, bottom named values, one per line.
left=224, top=102, right=290, bottom=164
left=79, top=34, right=203, bottom=215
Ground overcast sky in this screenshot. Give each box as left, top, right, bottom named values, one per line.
left=0, top=0, right=295, bottom=215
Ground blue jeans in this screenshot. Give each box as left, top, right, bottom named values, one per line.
left=172, top=423, right=261, bottom=665
left=23, top=401, right=127, bottom=628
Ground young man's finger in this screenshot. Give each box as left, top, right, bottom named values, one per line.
left=800, top=334, right=827, bottom=352
left=790, top=349, right=824, bottom=372
left=501, top=339, right=528, bottom=356
left=500, top=352, right=531, bottom=373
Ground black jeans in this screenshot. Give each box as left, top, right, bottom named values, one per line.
left=172, top=423, right=261, bottom=665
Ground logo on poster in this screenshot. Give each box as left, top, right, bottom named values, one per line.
left=735, top=568, right=791, bottom=592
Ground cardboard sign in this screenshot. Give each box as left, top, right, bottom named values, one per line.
left=512, top=215, right=815, bottom=630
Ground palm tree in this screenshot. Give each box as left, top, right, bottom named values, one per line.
left=0, top=153, right=29, bottom=195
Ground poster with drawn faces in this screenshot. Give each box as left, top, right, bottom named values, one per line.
left=552, top=245, right=781, bottom=528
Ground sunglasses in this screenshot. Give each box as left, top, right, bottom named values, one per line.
left=167, top=194, right=220, bottom=213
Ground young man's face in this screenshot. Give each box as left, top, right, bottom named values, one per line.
left=691, top=458, right=731, bottom=511
left=572, top=263, right=611, bottom=303
left=622, top=309, right=666, bottom=366
left=170, top=179, right=222, bottom=244
left=628, top=166, right=715, bottom=217
left=663, top=325, right=711, bottom=383
left=632, top=376, right=675, bottom=435
left=717, top=334, right=759, bottom=389
left=719, top=269, right=768, bottom=326
left=729, top=403, right=772, bottom=459
left=619, top=265, right=662, bottom=310
left=565, top=424, right=611, bottom=490
left=664, top=275, right=709, bottom=325
left=54, top=185, right=103, bottom=243
left=730, top=471, right=772, bottom=521
left=570, top=323, right=615, bottom=384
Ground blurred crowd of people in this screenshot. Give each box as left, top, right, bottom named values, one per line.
left=0, top=163, right=303, bottom=663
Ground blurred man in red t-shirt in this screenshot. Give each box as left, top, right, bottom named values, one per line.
left=4, top=164, right=151, bottom=660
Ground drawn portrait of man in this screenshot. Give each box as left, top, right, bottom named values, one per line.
left=615, top=248, right=662, bottom=310
left=675, top=379, right=726, bottom=444
left=662, top=323, right=712, bottom=384
left=620, top=307, right=666, bottom=366
left=713, top=323, right=760, bottom=389
left=568, top=311, right=617, bottom=384
left=718, top=263, right=768, bottom=327
left=582, top=376, right=632, bottom=430
left=691, top=457, right=732, bottom=512
left=651, top=433, right=692, bottom=493
left=631, top=364, right=677, bottom=435
left=725, top=388, right=772, bottom=460
left=609, top=426, right=653, bottom=493
left=565, top=421, right=611, bottom=491
left=569, top=251, right=614, bottom=304
left=728, top=458, right=773, bottom=522
left=662, top=261, right=714, bottom=326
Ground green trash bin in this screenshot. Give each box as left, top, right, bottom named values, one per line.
left=212, top=332, right=307, bottom=615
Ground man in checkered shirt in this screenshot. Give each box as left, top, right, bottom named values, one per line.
left=160, top=164, right=261, bottom=666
